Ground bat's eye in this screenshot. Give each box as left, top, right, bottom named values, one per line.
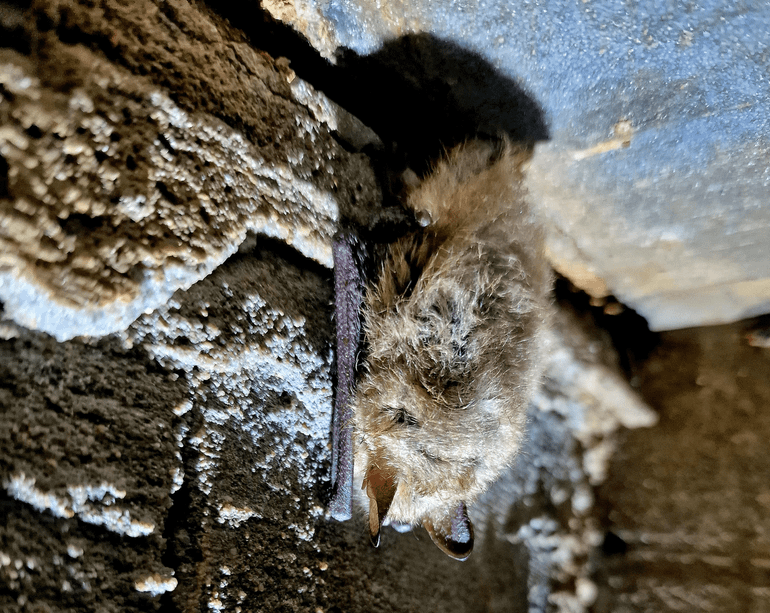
left=386, top=407, right=419, bottom=427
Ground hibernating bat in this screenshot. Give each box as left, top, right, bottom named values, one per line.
left=330, top=139, right=551, bottom=560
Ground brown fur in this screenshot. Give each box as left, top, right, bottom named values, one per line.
left=351, top=140, right=551, bottom=558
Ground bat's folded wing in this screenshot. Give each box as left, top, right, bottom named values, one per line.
left=328, top=233, right=363, bottom=521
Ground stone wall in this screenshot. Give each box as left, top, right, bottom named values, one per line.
left=263, top=0, right=770, bottom=331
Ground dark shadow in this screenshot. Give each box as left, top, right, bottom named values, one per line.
left=205, top=2, right=548, bottom=184
left=553, top=274, right=660, bottom=379
left=0, top=153, right=9, bottom=199
left=0, top=0, right=32, bottom=53
left=333, top=34, right=549, bottom=175
left=475, top=516, right=530, bottom=612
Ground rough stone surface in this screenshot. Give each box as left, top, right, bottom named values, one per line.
left=0, top=0, right=381, bottom=340
left=596, top=322, right=770, bottom=612
left=1, top=238, right=658, bottom=612
left=265, top=0, right=770, bottom=330
left=473, top=311, right=658, bottom=613
left=0, top=331, right=185, bottom=611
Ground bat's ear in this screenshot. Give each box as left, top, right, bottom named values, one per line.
left=364, top=466, right=397, bottom=547
left=423, top=502, right=474, bottom=561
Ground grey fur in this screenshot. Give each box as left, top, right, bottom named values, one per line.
left=351, top=140, right=552, bottom=559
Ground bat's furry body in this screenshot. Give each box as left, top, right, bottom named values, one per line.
left=351, top=140, right=551, bottom=559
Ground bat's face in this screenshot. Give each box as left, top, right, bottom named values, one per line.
left=354, top=362, right=480, bottom=496
left=352, top=358, right=482, bottom=560
left=351, top=268, right=530, bottom=560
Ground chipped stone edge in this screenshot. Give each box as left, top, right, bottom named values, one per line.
left=0, top=62, right=346, bottom=341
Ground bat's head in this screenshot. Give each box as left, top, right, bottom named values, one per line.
left=351, top=363, right=481, bottom=560
left=347, top=138, right=548, bottom=560
left=351, top=266, right=529, bottom=560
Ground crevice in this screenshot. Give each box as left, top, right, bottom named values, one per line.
left=0, top=0, right=33, bottom=54
left=239, top=234, right=332, bottom=281
left=601, top=530, right=628, bottom=556
left=0, top=154, right=9, bottom=199
left=58, top=213, right=108, bottom=235
left=159, top=394, right=204, bottom=613
left=553, top=274, right=660, bottom=380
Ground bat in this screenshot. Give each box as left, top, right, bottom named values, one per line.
left=330, top=139, right=551, bottom=560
